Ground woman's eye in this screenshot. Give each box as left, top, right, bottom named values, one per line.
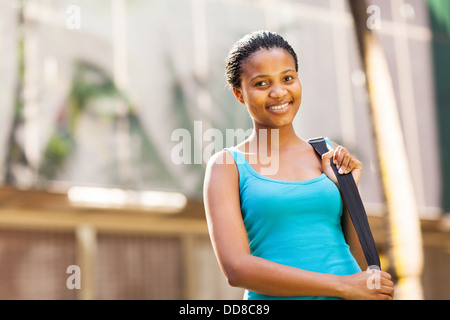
left=255, top=81, right=268, bottom=87
left=284, top=75, right=294, bottom=81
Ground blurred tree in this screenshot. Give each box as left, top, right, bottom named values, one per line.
left=348, top=0, right=424, bottom=299
left=38, top=61, right=179, bottom=191
left=4, top=0, right=29, bottom=185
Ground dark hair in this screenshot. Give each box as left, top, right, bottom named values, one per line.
left=225, top=30, right=298, bottom=89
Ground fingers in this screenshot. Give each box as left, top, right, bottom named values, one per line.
left=339, top=154, right=352, bottom=174
left=379, top=279, right=395, bottom=296
left=380, top=270, right=392, bottom=280
left=321, top=144, right=363, bottom=186
left=333, top=146, right=362, bottom=175
left=321, top=149, right=334, bottom=163
left=320, top=150, right=338, bottom=186
left=333, top=146, right=348, bottom=173
left=373, top=271, right=395, bottom=299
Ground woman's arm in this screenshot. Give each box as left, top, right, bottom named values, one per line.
left=203, top=150, right=393, bottom=299
left=342, top=205, right=369, bottom=271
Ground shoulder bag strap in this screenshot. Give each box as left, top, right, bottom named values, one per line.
left=308, top=137, right=381, bottom=269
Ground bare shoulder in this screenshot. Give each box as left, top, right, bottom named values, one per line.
left=206, top=149, right=237, bottom=171
left=204, top=149, right=239, bottom=188
left=203, top=149, right=241, bottom=219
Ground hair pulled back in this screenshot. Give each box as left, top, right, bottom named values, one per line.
left=225, top=30, right=298, bottom=89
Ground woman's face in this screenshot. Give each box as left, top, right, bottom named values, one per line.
left=233, top=48, right=302, bottom=129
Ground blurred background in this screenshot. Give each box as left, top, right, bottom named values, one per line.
left=0, top=0, right=448, bottom=300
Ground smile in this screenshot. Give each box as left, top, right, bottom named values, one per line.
left=267, top=102, right=290, bottom=110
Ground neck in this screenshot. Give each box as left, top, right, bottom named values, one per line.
left=248, top=123, right=298, bottom=153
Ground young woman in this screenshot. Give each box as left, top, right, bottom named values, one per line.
left=203, top=31, right=394, bottom=300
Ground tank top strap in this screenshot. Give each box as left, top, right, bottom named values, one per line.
left=324, top=137, right=334, bottom=150
left=224, top=146, right=246, bottom=164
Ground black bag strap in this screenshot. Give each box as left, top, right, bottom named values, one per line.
left=308, top=137, right=381, bottom=269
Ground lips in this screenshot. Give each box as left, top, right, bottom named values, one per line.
left=266, top=101, right=291, bottom=112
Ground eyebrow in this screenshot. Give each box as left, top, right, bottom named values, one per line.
left=250, top=69, right=296, bottom=82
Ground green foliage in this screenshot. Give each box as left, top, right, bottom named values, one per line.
left=428, top=0, right=450, bottom=36
left=39, top=129, right=73, bottom=180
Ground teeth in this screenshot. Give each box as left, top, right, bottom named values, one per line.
left=268, top=103, right=289, bottom=110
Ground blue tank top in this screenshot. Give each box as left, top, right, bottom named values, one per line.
left=225, top=139, right=361, bottom=300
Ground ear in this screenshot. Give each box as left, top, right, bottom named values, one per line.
left=232, top=87, right=245, bottom=104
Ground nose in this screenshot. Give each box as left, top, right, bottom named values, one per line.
left=269, top=84, right=287, bottom=99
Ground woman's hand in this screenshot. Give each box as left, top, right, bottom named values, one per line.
left=339, top=270, right=395, bottom=300
left=321, top=145, right=363, bottom=186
